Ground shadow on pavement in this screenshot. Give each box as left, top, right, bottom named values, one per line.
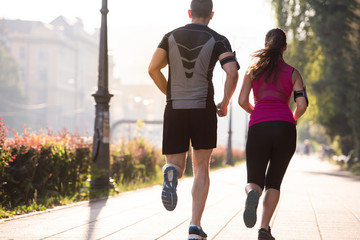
left=305, top=170, right=360, bottom=181
left=87, top=187, right=109, bottom=240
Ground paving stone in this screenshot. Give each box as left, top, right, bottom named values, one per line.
left=0, top=154, right=359, bottom=240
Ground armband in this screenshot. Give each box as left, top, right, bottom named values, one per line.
left=294, top=86, right=309, bottom=106
left=220, top=51, right=240, bottom=70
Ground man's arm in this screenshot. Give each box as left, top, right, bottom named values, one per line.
left=148, top=48, right=168, bottom=95
left=216, top=52, right=239, bottom=117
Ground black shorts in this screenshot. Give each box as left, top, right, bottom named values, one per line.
left=246, top=121, right=296, bottom=191
left=162, top=105, right=217, bottom=155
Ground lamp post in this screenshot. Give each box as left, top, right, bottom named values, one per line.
left=91, top=0, right=113, bottom=188
left=225, top=101, right=234, bottom=166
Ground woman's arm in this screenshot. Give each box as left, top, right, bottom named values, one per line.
left=292, top=69, right=307, bottom=121
left=238, top=71, right=254, bottom=114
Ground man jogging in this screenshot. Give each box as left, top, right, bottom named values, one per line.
left=148, top=0, right=239, bottom=239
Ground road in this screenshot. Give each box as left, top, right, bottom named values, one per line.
left=1, top=154, right=360, bottom=240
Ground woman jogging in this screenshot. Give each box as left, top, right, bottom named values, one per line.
left=238, top=28, right=308, bottom=240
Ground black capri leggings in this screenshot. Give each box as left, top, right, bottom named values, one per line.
left=246, top=121, right=296, bottom=191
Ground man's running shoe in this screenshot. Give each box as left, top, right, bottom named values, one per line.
left=243, top=189, right=260, bottom=228
left=258, top=227, right=275, bottom=240
left=188, top=226, right=207, bottom=240
left=161, top=166, right=178, bottom=211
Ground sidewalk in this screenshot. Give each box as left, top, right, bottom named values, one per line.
left=1, top=154, right=360, bottom=240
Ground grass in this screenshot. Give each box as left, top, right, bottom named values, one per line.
left=0, top=169, right=164, bottom=219
left=0, top=201, right=47, bottom=219
left=0, top=157, right=245, bottom=219
left=326, top=157, right=360, bottom=177
left=345, top=162, right=360, bottom=176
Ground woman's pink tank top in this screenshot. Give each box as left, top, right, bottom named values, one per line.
left=249, top=60, right=296, bottom=126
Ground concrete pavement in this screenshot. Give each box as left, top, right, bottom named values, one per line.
left=1, top=154, right=360, bottom=240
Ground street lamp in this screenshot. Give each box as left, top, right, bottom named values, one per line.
left=225, top=101, right=234, bottom=166
left=91, top=0, right=113, bottom=188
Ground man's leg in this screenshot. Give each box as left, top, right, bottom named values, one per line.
left=190, top=148, right=213, bottom=227
left=164, top=152, right=187, bottom=179
left=161, top=152, right=187, bottom=211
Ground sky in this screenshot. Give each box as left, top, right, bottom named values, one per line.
left=0, top=0, right=276, bottom=148
left=0, top=0, right=276, bottom=81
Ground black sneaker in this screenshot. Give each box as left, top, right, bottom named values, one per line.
left=258, top=227, right=275, bottom=240
left=188, top=226, right=207, bottom=240
left=161, top=166, right=178, bottom=211
left=243, top=189, right=260, bottom=228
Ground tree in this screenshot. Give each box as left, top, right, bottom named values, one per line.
left=271, top=0, right=360, bottom=157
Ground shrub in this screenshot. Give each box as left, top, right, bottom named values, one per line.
left=0, top=118, right=244, bottom=218
left=111, top=137, right=163, bottom=185
left=0, top=126, right=92, bottom=208
left=211, top=146, right=245, bottom=168
left=0, top=117, right=7, bottom=146
left=184, top=146, right=245, bottom=176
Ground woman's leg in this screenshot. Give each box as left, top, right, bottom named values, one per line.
left=245, top=123, right=272, bottom=192
left=245, top=183, right=263, bottom=196
left=244, top=123, right=273, bottom=228
left=260, top=121, right=296, bottom=229
left=260, top=188, right=280, bottom=230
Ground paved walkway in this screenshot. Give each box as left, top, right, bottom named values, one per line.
left=1, top=154, right=360, bottom=240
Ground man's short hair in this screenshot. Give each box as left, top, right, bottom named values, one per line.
left=190, top=0, right=213, bottom=18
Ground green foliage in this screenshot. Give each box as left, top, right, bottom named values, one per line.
left=0, top=127, right=92, bottom=209
left=0, top=116, right=7, bottom=146
left=347, top=162, right=360, bottom=176
left=0, top=200, right=47, bottom=219
left=110, top=137, right=163, bottom=185
left=0, top=119, right=245, bottom=218
left=0, top=120, right=165, bottom=218
left=211, top=146, right=245, bottom=169
left=271, top=0, right=360, bottom=157
left=184, top=146, right=245, bottom=176
left=0, top=117, right=9, bottom=177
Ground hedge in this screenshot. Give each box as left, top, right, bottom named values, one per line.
left=0, top=125, right=93, bottom=207
left=0, top=117, right=244, bottom=212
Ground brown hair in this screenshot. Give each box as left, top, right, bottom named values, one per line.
left=249, top=28, right=287, bottom=83
left=190, top=0, right=213, bottom=18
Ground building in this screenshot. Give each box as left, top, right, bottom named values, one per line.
left=0, top=16, right=99, bottom=134
left=0, top=16, right=165, bottom=144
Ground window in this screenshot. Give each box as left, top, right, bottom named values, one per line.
left=19, top=47, right=25, bottom=59
left=38, top=50, right=48, bottom=61
left=37, top=66, right=48, bottom=82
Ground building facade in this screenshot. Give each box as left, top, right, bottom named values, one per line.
left=0, top=16, right=99, bottom=134
left=0, top=16, right=165, bottom=144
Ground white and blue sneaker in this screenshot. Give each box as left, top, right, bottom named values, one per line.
left=188, top=226, right=207, bottom=240
left=161, top=166, right=178, bottom=211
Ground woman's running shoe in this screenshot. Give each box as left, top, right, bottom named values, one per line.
left=258, top=227, right=275, bottom=240
left=188, top=226, right=207, bottom=240
left=243, top=189, right=260, bottom=228
left=161, top=166, right=178, bottom=211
